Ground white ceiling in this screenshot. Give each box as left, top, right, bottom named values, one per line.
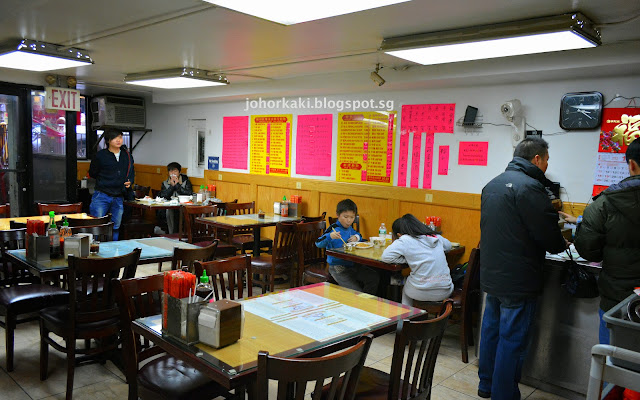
left=0, top=0, right=639, bottom=104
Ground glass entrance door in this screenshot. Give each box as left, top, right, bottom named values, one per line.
left=0, top=94, right=22, bottom=216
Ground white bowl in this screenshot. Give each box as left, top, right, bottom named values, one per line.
left=178, top=195, right=191, bottom=203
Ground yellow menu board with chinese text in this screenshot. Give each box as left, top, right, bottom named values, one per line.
left=336, top=111, right=396, bottom=185
left=250, top=115, right=292, bottom=176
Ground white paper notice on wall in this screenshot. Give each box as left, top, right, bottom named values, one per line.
left=593, top=152, right=630, bottom=186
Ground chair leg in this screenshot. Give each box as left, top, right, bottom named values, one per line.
left=40, top=322, right=49, bottom=381
left=460, top=309, right=470, bottom=363
left=5, top=312, right=15, bottom=372
left=157, top=262, right=163, bottom=272
left=66, top=344, right=76, bottom=400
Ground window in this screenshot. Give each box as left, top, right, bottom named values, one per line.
left=76, top=97, right=87, bottom=158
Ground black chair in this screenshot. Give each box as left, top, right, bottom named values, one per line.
left=301, top=212, right=327, bottom=223
left=170, top=240, right=219, bottom=273
left=39, top=248, right=141, bottom=400
left=114, top=274, right=229, bottom=400
left=66, top=214, right=111, bottom=227
left=295, top=221, right=330, bottom=286
left=71, top=222, right=114, bottom=242
left=251, top=223, right=297, bottom=293
left=37, top=202, right=83, bottom=215
left=0, top=228, right=68, bottom=371
left=226, top=201, right=273, bottom=254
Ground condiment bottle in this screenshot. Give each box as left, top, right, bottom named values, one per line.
left=47, top=211, right=60, bottom=258
left=281, top=196, right=289, bottom=217
left=195, top=270, right=213, bottom=300
left=59, top=216, right=72, bottom=254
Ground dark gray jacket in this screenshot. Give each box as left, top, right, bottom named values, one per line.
left=480, top=157, right=566, bottom=298
left=574, top=174, right=640, bottom=311
left=158, top=174, right=193, bottom=199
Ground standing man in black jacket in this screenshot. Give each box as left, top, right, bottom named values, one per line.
left=88, top=129, right=135, bottom=241
left=478, top=138, right=566, bottom=400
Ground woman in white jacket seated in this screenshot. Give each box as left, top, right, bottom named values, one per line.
left=382, top=213, right=454, bottom=306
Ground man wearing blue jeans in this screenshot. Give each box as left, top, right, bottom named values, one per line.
left=478, top=138, right=566, bottom=399
left=88, top=129, right=135, bottom=241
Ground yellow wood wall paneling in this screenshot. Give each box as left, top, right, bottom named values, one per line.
left=214, top=181, right=253, bottom=203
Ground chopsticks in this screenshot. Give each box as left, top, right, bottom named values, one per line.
left=332, top=227, right=347, bottom=245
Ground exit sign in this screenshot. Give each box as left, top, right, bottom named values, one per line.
left=45, top=87, right=80, bottom=111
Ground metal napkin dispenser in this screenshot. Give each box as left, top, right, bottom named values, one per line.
left=63, top=235, right=90, bottom=259
left=198, top=299, right=243, bottom=349
left=163, top=294, right=205, bottom=345
left=26, top=234, right=50, bottom=262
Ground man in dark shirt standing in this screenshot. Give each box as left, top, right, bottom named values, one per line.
left=478, top=138, right=566, bottom=400
left=88, top=129, right=134, bottom=241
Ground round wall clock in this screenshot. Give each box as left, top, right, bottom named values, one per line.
left=559, top=91, right=603, bottom=130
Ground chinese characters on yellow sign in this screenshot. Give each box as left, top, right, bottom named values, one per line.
left=336, top=111, right=396, bottom=186
left=250, top=115, right=292, bottom=176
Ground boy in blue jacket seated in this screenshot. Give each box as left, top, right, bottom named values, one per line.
left=315, top=199, right=379, bottom=295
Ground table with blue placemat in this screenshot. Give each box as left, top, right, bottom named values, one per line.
left=6, top=237, right=199, bottom=281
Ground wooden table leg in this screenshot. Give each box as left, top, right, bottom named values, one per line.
left=252, top=226, right=261, bottom=256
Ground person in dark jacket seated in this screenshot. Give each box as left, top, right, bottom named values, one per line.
left=158, top=162, right=193, bottom=234
left=478, top=137, right=567, bottom=400
left=88, top=129, right=134, bottom=241
left=563, top=138, right=640, bottom=344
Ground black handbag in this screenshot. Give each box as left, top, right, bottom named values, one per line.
left=562, top=250, right=599, bottom=298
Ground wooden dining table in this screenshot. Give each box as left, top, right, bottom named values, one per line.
left=0, top=212, right=94, bottom=231
left=5, top=237, right=200, bottom=281
left=132, top=282, right=425, bottom=399
left=196, top=213, right=301, bottom=255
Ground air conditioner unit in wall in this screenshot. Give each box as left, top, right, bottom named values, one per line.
left=90, top=95, right=146, bottom=130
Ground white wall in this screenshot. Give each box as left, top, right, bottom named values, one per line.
left=137, top=75, right=640, bottom=204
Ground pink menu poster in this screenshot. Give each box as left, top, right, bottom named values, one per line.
left=438, top=145, right=450, bottom=175
left=401, top=103, right=456, bottom=135
left=458, top=141, right=489, bottom=166
left=410, top=132, right=422, bottom=188
left=222, top=116, right=249, bottom=169
left=423, top=133, right=435, bottom=189
left=296, top=114, right=333, bottom=176
left=397, top=132, right=409, bottom=187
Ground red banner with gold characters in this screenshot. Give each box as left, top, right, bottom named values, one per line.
left=336, top=111, right=396, bottom=186
left=250, top=115, right=292, bottom=176
left=592, top=108, right=640, bottom=196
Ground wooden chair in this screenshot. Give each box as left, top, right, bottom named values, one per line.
left=226, top=201, right=273, bottom=254
left=328, top=215, right=360, bottom=233
left=66, top=214, right=111, bottom=227
left=113, top=274, right=229, bottom=400
left=0, top=203, right=10, bottom=217
left=150, top=188, right=161, bottom=198
left=39, top=248, right=142, bottom=400
left=121, top=222, right=155, bottom=240
left=0, top=228, right=69, bottom=371
left=251, top=223, right=297, bottom=293
left=413, top=248, right=482, bottom=363
left=350, top=301, right=453, bottom=400
left=194, top=254, right=252, bottom=301
left=133, top=184, right=151, bottom=199
left=170, top=240, right=219, bottom=273
left=9, top=221, right=26, bottom=229
left=72, top=222, right=114, bottom=242
left=301, top=212, right=327, bottom=223
left=183, top=204, right=218, bottom=246
left=212, top=199, right=238, bottom=243
left=37, top=202, right=83, bottom=215
left=294, top=221, right=329, bottom=287
left=257, top=334, right=373, bottom=400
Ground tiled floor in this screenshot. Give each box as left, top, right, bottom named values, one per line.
left=0, top=262, right=570, bottom=400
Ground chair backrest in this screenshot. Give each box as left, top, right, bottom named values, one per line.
left=388, top=300, right=453, bottom=400
left=0, top=228, right=35, bottom=287
left=151, top=188, right=161, bottom=198
left=215, top=199, right=239, bottom=216
left=113, top=273, right=164, bottom=397
left=133, top=184, right=150, bottom=198
left=67, top=248, right=141, bottom=337
left=328, top=215, right=360, bottom=233
left=37, top=202, right=83, bottom=215
left=66, top=214, right=111, bottom=227
left=301, top=212, right=327, bottom=223
left=273, top=222, right=298, bottom=265
left=193, top=254, right=252, bottom=300
left=183, top=204, right=218, bottom=244
left=294, top=221, right=327, bottom=287
left=171, top=240, right=219, bottom=272
left=461, top=248, right=481, bottom=314
left=71, top=222, right=115, bottom=242
left=257, top=334, right=373, bottom=400
left=121, top=223, right=155, bottom=240
left=9, top=221, right=26, bottom=229
left=226, top=202, right=255, bottom=235
left=0, top=203, right=10, bottom=218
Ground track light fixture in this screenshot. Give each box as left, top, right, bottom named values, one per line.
left=370, top=63, right=385, bottom=86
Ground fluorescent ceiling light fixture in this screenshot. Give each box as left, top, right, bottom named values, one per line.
left=124, top=68, right=230, bottom=89
left=381, top=13, right=601, bottom=65
left=0, top=39, right=93, bottom=71
left=203, top=0, right=410, bottom=25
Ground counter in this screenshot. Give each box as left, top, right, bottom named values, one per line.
left=479, top=257, right=601, bottom=400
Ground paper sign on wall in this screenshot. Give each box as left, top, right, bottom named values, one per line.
left=438, top=146, right=449, bottom=175
left=250, top=115, right=292, bottom=177
left=458, top=141, right=488, bottom=166
left=296, top=114, right=333, bottom=176
left=400, top=103, right=456, bottom=135
left=336, top=111, right=396, bottom=186
left=222, top=116, right=249, bottom=170
left=423, top=133, right=435, bottom=189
